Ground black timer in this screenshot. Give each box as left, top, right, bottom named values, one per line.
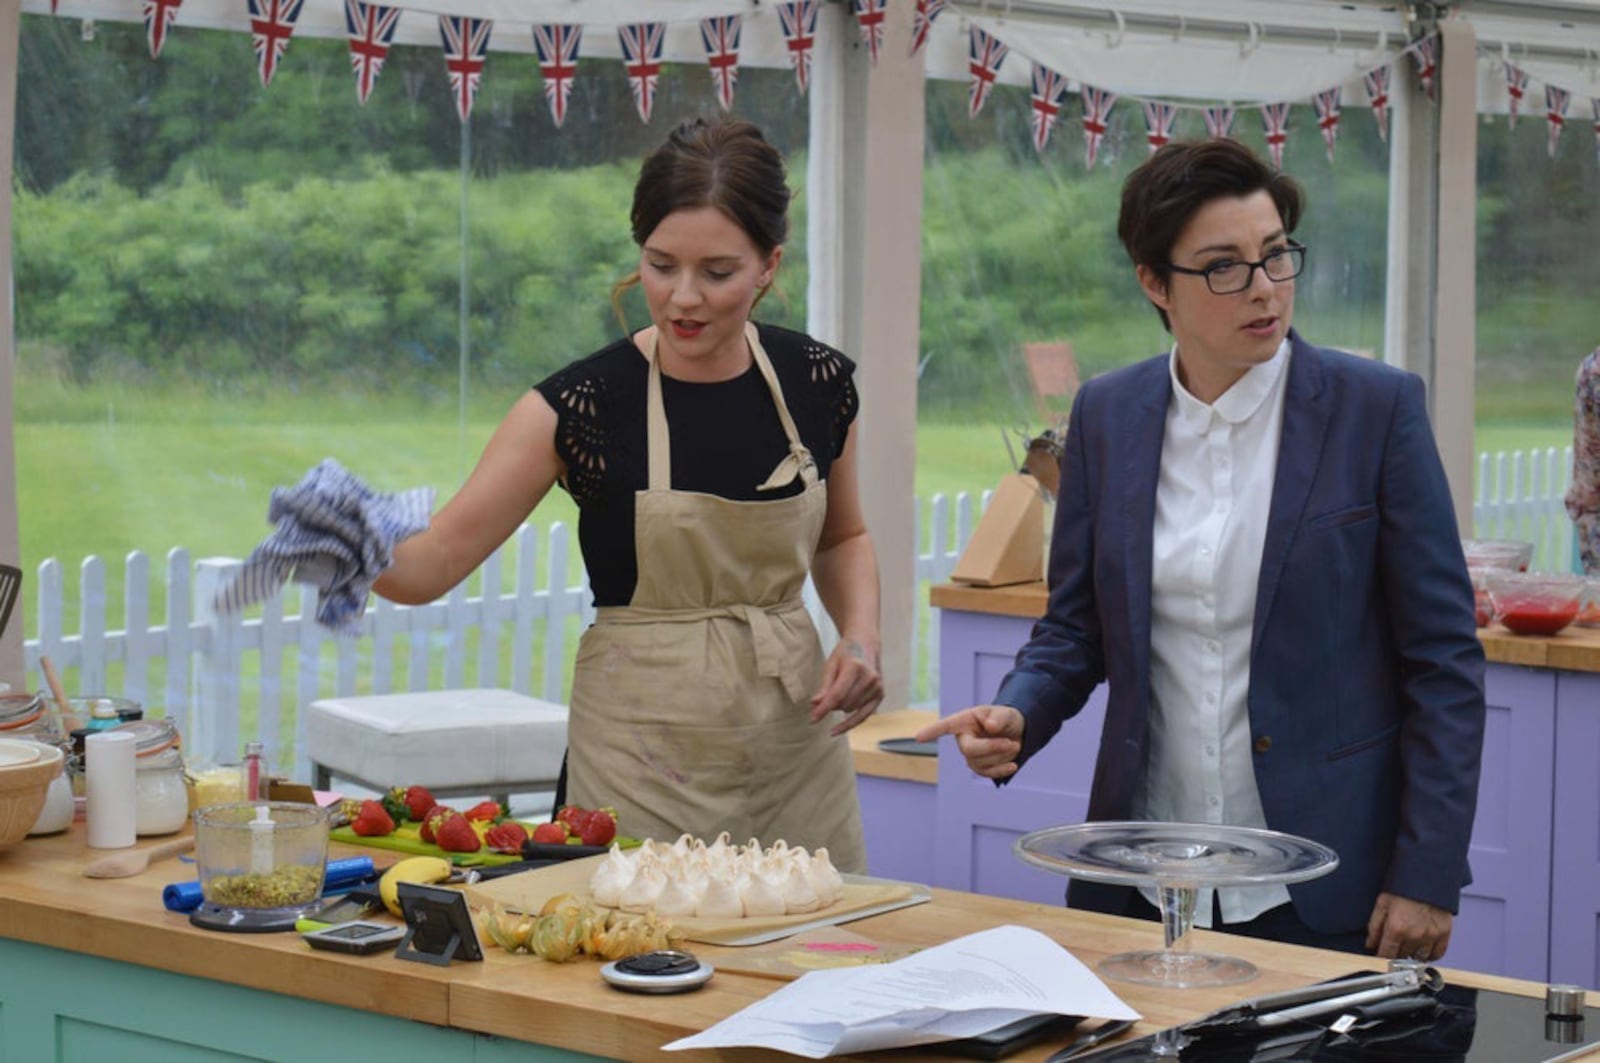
left=600, top=949, right=715, bottom=993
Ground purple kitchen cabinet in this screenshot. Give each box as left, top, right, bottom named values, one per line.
left=932, top=608, right=1108, bottom=904
left=929, top=600, right=1587, bottom=985
left=1551, top=672, right=1600, bottom=990
left=856, top=774, right=937, bottom=886
left=1448, top=663, right=1555, bottom=982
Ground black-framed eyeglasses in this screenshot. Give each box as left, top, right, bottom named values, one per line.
left=1167, top=243, right=1307, bottom=295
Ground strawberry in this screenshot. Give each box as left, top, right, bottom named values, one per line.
left=349, top=799, right=395, bottom=837
left=380, top=786, right=410, bottom=826
left=419, top=805, right=457, bottom=844
left=484, top=821, right=530, bottom=854
left=554, top=805, right=592, bottom=833
left=531, top=821, right=570, bottom=845
left=464, top=800, right=503, bottom=823
left=434, top=813, right=482, bottom=853
left=577, top=809, right=616, bottom=847
left=403, top=785, right=436, bottom=821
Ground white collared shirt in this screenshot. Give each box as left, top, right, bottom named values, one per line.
left=1135, top=339, right=1292, bottom=926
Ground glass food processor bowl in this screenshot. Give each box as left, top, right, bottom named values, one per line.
left=191, top=801, right=330, bottom=931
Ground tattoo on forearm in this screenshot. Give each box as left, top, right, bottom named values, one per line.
left=841, top=640, right=866, bottom=662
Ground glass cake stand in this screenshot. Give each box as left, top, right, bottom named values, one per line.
left=1016, top=822, right=1338, bottom=990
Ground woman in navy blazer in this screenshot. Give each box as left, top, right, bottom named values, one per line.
left=921, top=139, right=1486, bottom=962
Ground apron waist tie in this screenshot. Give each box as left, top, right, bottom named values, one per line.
left=595, top=599, right=811, bottom=703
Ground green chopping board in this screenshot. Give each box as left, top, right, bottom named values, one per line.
left=329, top=823, right=643, bottom=867
left=329, top=823, right=528, bottom=866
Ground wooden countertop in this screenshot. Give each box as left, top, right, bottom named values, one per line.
left=933, top=581, right=1600, bottom=673
left=848, top=708, right=937, bottom=783
left=0, top=824, right=1561, bottom=1061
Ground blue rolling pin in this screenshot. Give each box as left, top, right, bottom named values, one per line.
left=163, top=856, right=376, bottom=913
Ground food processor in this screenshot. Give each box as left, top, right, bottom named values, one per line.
left=190, top=801, right=330, bottom=932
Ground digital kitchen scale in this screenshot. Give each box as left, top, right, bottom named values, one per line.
left=1070, top=978, right=1600, bottom=1062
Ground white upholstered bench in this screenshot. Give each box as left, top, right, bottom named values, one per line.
left=305, top=688, right=568, bottom=809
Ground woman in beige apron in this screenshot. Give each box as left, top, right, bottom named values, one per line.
left=566, top=323, right=867, bottom=872
left=372, top=117, right=880, bottom=872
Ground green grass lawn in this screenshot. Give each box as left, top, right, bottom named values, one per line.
left=18, top=373, right=1575, bottom=633
left=15, top=375, right=1578, bottom=744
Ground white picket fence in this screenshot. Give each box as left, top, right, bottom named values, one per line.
left=21, top=493, right=985, bottom=783
left=1473, top=446, right=1578, bottom=574
left=17, top=447, right=1579, bottom=783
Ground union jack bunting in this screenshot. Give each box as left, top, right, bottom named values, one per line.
left=344, top=0, right=401, bottom=106
left=438, top=15, right=492, bottom=123
left=967, top=26, right=1009, bottom=119
left=142, top=0, right=181, bottom=59
left=1260, top=101, right=1291, bottom=169
left=1080, top=84, right=1118, bottom=169
left=776, top=1, right=819, bottom=95
left=853, top=0, right=888, bottom=66
left=1029, top=63, right=1071, bottom=153
left=1313, top=88, right=1341, bottom=164
left=1142, top=100, right=1177, bottom=153
left=1363, top=65, right=1391, bottom=142
left=1505, top=64, right=1530, bottom=128
left=533, top=24, right=582, bottom=128
left=909, top=0, right=946, bottom=58
left=700, top=15, right=742, bottom=111
left=1203, top=106, right=1235, bottom=139
left=1405, top=34, right=1437, bottom=100
left=618, top=22, right=666, bottom=124
left=1546, top=85, right=1571, bottom=158
left=248, top=0, right=304, bottom=87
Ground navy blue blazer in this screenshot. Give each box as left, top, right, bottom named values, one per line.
left=995, top=331, right=1487, bottom=933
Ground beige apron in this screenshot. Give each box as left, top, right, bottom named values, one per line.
left=567, top=323, right=867, bottom=872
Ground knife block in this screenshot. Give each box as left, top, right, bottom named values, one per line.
left=950, top=473, right=1046, bottom=588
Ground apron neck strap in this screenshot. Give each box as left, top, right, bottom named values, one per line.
left=645, top=323, right=816, bottom=493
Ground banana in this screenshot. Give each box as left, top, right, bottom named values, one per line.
left=378, top=856, right=453, bottom=917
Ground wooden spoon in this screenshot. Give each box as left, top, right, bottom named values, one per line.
left=39, top=655, right=73, bottom=725
left=83, top=835, right=196, bottom=879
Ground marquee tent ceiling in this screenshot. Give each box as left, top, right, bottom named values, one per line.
left=23, top=0, right=1600, bottom=108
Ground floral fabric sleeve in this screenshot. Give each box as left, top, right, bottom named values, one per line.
left=1564, top=348, right=1600, bottom=573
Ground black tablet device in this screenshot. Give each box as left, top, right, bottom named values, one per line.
left=939, top=1013, right=1083, bottom=1060
left=394, top=881, right=484, bottom=967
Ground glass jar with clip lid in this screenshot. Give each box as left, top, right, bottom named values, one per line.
left=1, top=692, right=75, bottom=835
left=121, top=718, right=190, bottom=836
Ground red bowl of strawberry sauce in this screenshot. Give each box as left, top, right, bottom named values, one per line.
left=1486, top=572, right=1584, bottom=636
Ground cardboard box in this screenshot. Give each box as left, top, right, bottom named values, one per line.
left=950, top=473, right=1046, bottom=587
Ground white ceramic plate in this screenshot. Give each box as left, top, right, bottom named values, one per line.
left=0, top=738, right=43, bottom=767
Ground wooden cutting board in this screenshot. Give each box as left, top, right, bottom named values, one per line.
left=708, top=926, right=923, bottom=980
left=462, top=853, right=924, bottom=946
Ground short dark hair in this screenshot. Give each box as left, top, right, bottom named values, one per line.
left=1117, top=138, right=1303, bottom=329
left=630, top=117, right=790, bottom=253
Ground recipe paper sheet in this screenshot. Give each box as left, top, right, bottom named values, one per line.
left=664, top=924, right=1139, bottom=1058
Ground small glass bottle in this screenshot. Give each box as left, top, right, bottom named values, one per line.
left=86, top=700, right=122, bottom=732
left=243, top=741, right=268, bottom=801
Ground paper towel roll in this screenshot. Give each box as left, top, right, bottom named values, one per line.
left=86, top=730, right=137, bottom=849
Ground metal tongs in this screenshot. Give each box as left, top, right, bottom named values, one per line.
left=1182, top=961, right=1443, bottom=1037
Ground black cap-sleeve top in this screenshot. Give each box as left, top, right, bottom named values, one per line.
left=534, top=322, right=860, bottom=607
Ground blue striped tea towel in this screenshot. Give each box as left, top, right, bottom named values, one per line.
left=214, top=459, right=434, bottom=634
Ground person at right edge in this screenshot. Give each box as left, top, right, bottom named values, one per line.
left=1563, top=345, right=1600, bottom=573
left=919, top=138, right=1486, bottom=962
